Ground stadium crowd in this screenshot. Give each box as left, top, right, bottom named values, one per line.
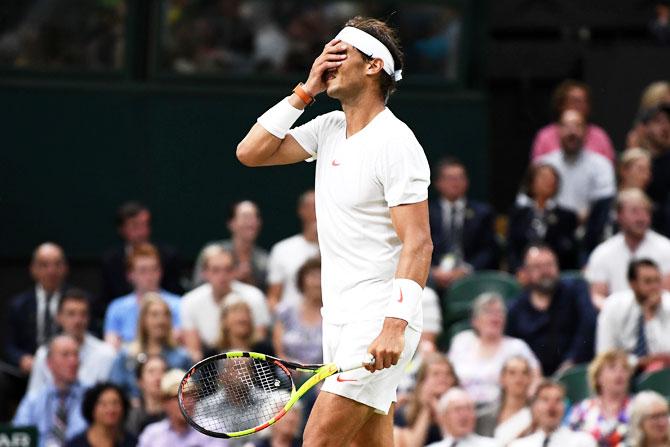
left=1, top=78, right=670, bottom=447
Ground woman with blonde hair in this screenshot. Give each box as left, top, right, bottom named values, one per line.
left=628, top=390, right=670, bottom=447
left=394, top=353, right=459, bottom=447
left=568, top=349, right=633, bottom=446
left=210, top=298, right=271, bottom=356
left=109, top=293, right=192, bottom=401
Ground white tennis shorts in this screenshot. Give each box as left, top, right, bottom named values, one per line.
left=320, top=319, right=421, bottom=415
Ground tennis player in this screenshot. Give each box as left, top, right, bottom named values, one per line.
left=236, top=17, right=433, bottom=447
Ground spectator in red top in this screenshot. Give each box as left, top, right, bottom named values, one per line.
left=531, top=80, right=615, bottom=163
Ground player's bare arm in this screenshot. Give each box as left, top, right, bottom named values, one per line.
left=236, top=38, right=348, bottom=167
left=366, top=200, right=433, bottom=372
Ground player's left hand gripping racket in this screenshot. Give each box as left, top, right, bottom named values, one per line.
left=178, top=351, right=375, bottom=438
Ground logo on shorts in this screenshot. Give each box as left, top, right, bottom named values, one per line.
left=336, top=375, right=357, bottom=383
left=331, top=159, right=341, bottom=166
left=397, top=287, right=404, bottom=303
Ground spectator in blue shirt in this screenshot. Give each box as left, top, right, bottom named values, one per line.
left=104, top=243, right=181, bottom=350
left=506, top=244, right=597, bottom=375
left=109, top=293, right=192, bottom=401
left=13, top=334, right=88, bottom=447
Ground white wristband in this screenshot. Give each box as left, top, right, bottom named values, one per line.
left=257, top=97, right=304, bottom=139
left=385, top=278, right=423, bottom=323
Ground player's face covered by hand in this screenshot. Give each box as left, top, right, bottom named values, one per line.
left=324, top=45, right=374, bottom=100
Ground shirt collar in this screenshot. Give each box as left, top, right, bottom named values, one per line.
left=440, top=197, right=466, bottom=210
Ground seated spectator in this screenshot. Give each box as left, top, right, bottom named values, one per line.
left=627, top=81, right=670, bottom=149
left=181, top=245, right=270, bottom=361
left=426, top=388, right=499, bottom=447
left=109, top=294, right=191, bottom=400
left=250, top=402, right=303, bottom=447
left=192, top=200, right=268, bottom=290
left=448, top=293, right=541, bottom=405
left=531, top=80, right=615, bottom=163
left=266, top=190, right=319, bottom=312
left=100, top=201, right=181, bottom=307
left=125, top=355, right=167, bottom=437
left=66, top=383, right=136, bottom=447
left=138, top=369, right=228, bottom=446
left=509, top=381, right=596, bottom=447
left=4, top=242, right=69, bottom=373
left=13, top=335, right=88, bottom=447
left=585, top=189, right=670, bottom=308
left=104, top=243, right=182, bottom=350
left=584, top=148, right=653, bottom=256
left=596, top=259, right=670, bottom=371
left=507, top=163, right=578, bottom=272
left=395, top=353, right=459, bottom=447
left=476, top=356, right=533, bottom=446
left=28, top=288, right=115, bottom=394
left=641, top=102, right=670, bottom=236
left=567, top=350, right=633, bottom=447
left=537, top=109, right=616, bottom=222
left=506, top=244, right=596, bottom=375
left=627, top=391, right=670, bottom=447
left=211, top=300, right=272, bottom=357
left=429, top=158, right=499, bottom=291
left=273, top=258, right=322, bottom=364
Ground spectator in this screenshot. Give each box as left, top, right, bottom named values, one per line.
left=537, top=109, right=616, bottom=222
left=273, top=258, right=322, bottom=364
left=641, top=101, right=670, bottom=236
left=395, top=353, right=459, bottom=447
left=13, top=335, right=88, bottom=447
left=109, top=293, right=191, bottom=400
left=125, top=355, right=167, bottom=437
left=104, top=243, right=182, bottom=350
left=4, top=242, right=69, bottom=373
left=531, top=79, right=615, bottom=162
left=421, top=286, right=443, bottom=349
left=429, top=158, right=499, bottom=291
left=426, top=388, right=499, bottom=447
left=584, top=148, right=653, bottom=256
left=266, top=190, right=319, bottom=312
left=627, top=391, right=670, bottom=447
left=448, top=293, right=541, bottom=405
left=250, top=402, right=303, bottom=447
left=627, top=81, right=670, bottom=149
left=212, top=300, right=272, bottom=357
left=192, top=200, right=268, bottom=290
left=476, top=356, right=533, bottom=446
left=507, top=163, right=578, bottom=272
left=100, top=201, right=181, bottom=307
left=28, top=288, right=115, bottom=394
left=509, top=381, right=596, bottom=447
left=506, top=244, right=596, bottom=375
left=596, top=259, right=670, bottom=371
left=650, top=1, right=670, bottom=44
left=181, top=245, right=270, bottom=361
left=585, top=189, right=670, bottom=308
left=66, top=383, right=136, bottom=447
left=567, top=350, right=633, bottom=447
left=137, top=369, right=228, bottom=446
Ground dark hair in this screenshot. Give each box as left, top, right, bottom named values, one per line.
left=551, top=79, right=591, bottom=118
left=434, top=157, right=466, bottom=179
left=627, top=258, right=659, bottom=282
left=523, top=243, right=557, bottom=262
left=135, top=354, right=168, bottom=379
left=116, top=201, right=149, bottom=227
left=522, top=163, right=561, bottom=199
left=81, top=383, right=130, bottom=425
left=227, top=200, right=259, bottom=222
left=296, top=258, right=322, bottom=293
left=57, top=288, right=90, bottom=314
left=345, top=16, right=404, bottom=103
left=530, top=380, right=565, bottom=406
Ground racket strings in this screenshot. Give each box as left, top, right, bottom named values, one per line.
left=182, top=357, right=293, bottom=435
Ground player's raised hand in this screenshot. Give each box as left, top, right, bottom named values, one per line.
left=302, top=38, right=348, bottom=97
left=365, top=317, right=407, bottom=372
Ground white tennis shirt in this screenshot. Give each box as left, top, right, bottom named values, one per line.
left=288, top=108, right=430, bottom=329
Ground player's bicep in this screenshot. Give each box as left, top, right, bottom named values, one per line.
left=257, top=133, right=312, bottom=166
left=390, top=200, right=431, bottom=243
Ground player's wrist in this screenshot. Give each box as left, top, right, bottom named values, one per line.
left=383, top=317, right=408, bottom=332
left=384, top=278, right=423, bottom=325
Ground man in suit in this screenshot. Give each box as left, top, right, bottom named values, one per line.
left=100, top=201, right=181, bottom=315
left=429, top=158, right=500, bottom=291
left=3, top=242, right=69, bottom=374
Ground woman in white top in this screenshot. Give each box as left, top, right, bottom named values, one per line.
left=448, top=293, right=541, bottom=405
left=477, top=356, right=533, bottom=446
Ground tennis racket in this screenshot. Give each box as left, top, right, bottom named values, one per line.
left=178, top=351, right=374, bottom=439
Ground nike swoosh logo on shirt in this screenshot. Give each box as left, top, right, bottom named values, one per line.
left=331, top=159, right=341, bottom=166
left=336, top=375, right=357, bottom=383
left=398, top=287, right=404, bottom=303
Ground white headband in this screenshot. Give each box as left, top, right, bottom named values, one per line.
left=334, top=26, right=402, bottom=81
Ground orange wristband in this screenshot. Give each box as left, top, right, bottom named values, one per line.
left=293, top=83, right=315, bottom=106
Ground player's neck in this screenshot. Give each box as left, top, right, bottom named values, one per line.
left=340, top=92, right=385, bottom=138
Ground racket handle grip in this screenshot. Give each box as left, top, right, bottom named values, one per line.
left=338, top=354, right=376, bottom=372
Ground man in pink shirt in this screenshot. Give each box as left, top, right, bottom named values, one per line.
left=531, top=80, right=615, bottom=163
